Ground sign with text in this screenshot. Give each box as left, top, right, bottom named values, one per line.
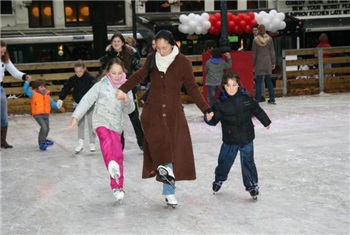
left=277, top=0, right=350, bottom=19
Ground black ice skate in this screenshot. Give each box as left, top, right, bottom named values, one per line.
left=157, top=165, right=176, bottom=189
left=212, top=181, right=223, bottom=193
left=249, top=187, right=259, bottom=200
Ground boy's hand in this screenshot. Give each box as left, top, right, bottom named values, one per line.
left=59, top=107, right=65, bottom=113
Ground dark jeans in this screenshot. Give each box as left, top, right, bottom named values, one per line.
left=34, top=116, right=50, bottom=145
left=255, top=74, right=275, bottom=101
left=214, top=142, right=258, bottom=191
left=207, top=85, right=220, bottom=107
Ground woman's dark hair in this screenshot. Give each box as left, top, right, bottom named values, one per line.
left=147, top=30, right=177, bottom=75
left=1, top=40, right=10, bottom=63
left=221, top=71, right=242, bottom=91
left=211, top=48, right=222, bottom=59
left=32, top=79, right=46, bottom=89
left=109, top=32, right=132, bottom=71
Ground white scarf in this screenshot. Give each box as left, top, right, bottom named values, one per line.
left=155, top=46, right=179, bottom=73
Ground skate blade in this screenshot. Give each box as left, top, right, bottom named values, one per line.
left=251, top=196, right=258, bottom=200
left=167, top=204, right=177, bottom=209
left=75, top=149, right=83, bottom=154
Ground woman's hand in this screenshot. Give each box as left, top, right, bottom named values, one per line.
left=67, top=118, right=78, bottom=132
left=116, top=89, right=127, bottom=100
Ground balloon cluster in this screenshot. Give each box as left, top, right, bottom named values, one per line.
left=177, top=10, right=287, bottom=36
left=178, top=13, right=212, bottom=35
left=208, top=11, right=257, bottom=36
left=254, top=10, right=286, bottom=33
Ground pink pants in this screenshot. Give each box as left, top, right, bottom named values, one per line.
left=96, top=127, right=124, bottom=190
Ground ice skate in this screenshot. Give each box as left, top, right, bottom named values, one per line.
left=249, top=187, right=259, bottom=200
left=108, top=161, right=120, bottom=184
left=113, top=188, right=124, bottom=204
left=45, top=139, right=54, bottom=146
left=212, top=181, right=223, bottom=193
left=157, top=165, right=175, bottom=189
left=89, top=143, right=96, bottom=152
left=75, top=139, right=84, bottom=154
left=165, top=194, right=177, bottom=208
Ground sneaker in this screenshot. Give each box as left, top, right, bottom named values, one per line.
left=113, top=188, right=125, bottom=202
left=108, top=161, right=120, bottom=184
left=39, top=143, right=48, bottom=151
left=89, top=143, right=96, bottom=152
left=212, top=181, right=223, bottom=193
left=157, top=165, right=175, bottom=188
left=75, top=139, right=84, bottom=154
left=165, top=194, right=177, bottom=206
left=267, top=99, right=276, bottom=104
left=45, top=139, right=54, bottom=146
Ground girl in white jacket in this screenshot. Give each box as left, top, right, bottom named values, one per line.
left=67, top=57, right=135, bottom=203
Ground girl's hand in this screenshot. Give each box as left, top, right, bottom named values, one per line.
left=116, top=90, right=127, bottom=100
left=206, top=112, right=214, bottom=121
left=67, top=118, right=78, bottom=132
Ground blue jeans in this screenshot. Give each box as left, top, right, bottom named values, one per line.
left=162, top=163, right=175, bottom=195
left=255, top=74, right=275, bottom=101
left=34, top=117, right=50, bottom=145
left=207, top=85, right=220, bottom=107
left=0, top=86, right=8, bottom=127
left=214, top=142, right=258, bottom=191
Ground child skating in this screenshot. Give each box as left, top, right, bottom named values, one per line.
left=67, top=57, right=135, bottom=203
left=204, top=71, right=271, bottom=199
left=23, top=78, right=65, bottom=150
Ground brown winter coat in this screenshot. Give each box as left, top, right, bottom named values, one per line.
left=252, top=34, right=275, bottom=75
left=119, top=53, right=210, bottom=182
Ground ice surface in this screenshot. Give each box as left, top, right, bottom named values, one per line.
left=1, top=93, right=349, bottom=234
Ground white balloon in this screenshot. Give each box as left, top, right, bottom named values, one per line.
left=201, top=12, right=209, bottom=21
left=280, top=21, right=286, bottom=30
left=272, top=17, right=281, bottom=27
left=259, top=11, right=267, bottom=17
left=202, top=29, right=208, bottom=35
left=180, top=24, right=189, bottom=34
left=255, top=14, right=263, bottom=24
left=188, top=13, right=196, bottom=19
left=179, top=14, right=188, bottom=24
left=262, top=18, right=270, bottom=26
left=277, top=12, right=285, bottom=21
left=203, top=21, right=211, bottom=30
left=269, top=9, right=278, bottom=15
left=195, top=14, right=203, bottom=24
left=195, top=25, right=203, bottom=35
left=189, top=20, right=196, bottom=28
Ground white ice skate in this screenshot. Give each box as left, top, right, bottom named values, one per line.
left=157, top=165, right=175, bottom=189
left=89, top=143, right=96, bottom=152
left=165, top=194, right=177, bottom=208
left=113, top=188, right=124, bottom=203
left=108, top=161, right=120, bottom=184
left=75, top=139, right=84, bottom=154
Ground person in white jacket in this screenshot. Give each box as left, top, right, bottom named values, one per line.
left=1, top=40, right=32, bottom=148
left=67, top=57, right=135, bottom=203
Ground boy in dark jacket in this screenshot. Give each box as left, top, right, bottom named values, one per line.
left=204, top=71, right=271, bottom=199
left=57, top=60, right=96, bottom=154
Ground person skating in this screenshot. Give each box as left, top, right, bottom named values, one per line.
left=204, top=71, right=271, bottom=200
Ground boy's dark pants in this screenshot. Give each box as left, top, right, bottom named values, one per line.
left=34, top=117, right=50, bottom=145
left=214, top=142, right=258, bottom=191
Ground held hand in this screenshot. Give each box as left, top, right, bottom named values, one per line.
left=206, top=112, right=214, bottom=121
left=67, top=118, right=78, bottom=132
left=56, top=99, right=63, bottom=109
left=116, top=90, right=127, bottom=100
left=266, top=125, right=270, bottom=129
left=225, top=52, right=231, bottom=58
left=26, top=75, right=32, bottom=82
left=60, top=107, right=65, bottom=113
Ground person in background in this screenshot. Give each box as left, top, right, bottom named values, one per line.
left=23, top=78, right=65, bottom=150
left=204, top=48, right=232, bottom=106
left=125, top=36, right=141, bottom=58
left=57, top=60, right=96, bottom=154
left=67, top=57, right=135, bottom=203
left=204, top=71, right=271, bottom=199
left=316, top=33, right=333, bottom=77
left=97, top=32, right=144, bottom=151
left=139, top=39, right=156, bottom=105
left=116, top=30, right=212, bottom=207
left=1, top=40, right=32, bottom=149
left=252, top=24, right=276, bottom=104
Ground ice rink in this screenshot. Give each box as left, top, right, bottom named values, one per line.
left=1, top=93, right=350, bottom=235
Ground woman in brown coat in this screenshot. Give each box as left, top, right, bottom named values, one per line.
left=252, top=24, right=276, bottom=104
left=116, top=30, right=211, bottom=207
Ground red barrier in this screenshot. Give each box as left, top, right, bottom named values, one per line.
left=202, top=51, right=254, bottom=103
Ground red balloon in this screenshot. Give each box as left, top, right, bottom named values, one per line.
left=214, top=12, right=221, bottom=20
left=244, top=25, right=252, bottom=34
left=238, top=13, right=245, bottom=21
left=248, top=11, right=255, bottom=20
left=239, top=20, right=247, bottom=29
left=228, top=21, right=235, bottom=31
left=209, top=15, right=217, bottom=25
left=209, top=26, right=216, bottom=34
left=227, top=12, right=234, bottom=21
left=215, top=20, right=222, bottom=30
left=250, top=19, right=257, bottom=27
left=236, top=28, right=243, bottom=35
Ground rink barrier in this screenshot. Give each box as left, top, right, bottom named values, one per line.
left=282, top=46, right=350, bottom=96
